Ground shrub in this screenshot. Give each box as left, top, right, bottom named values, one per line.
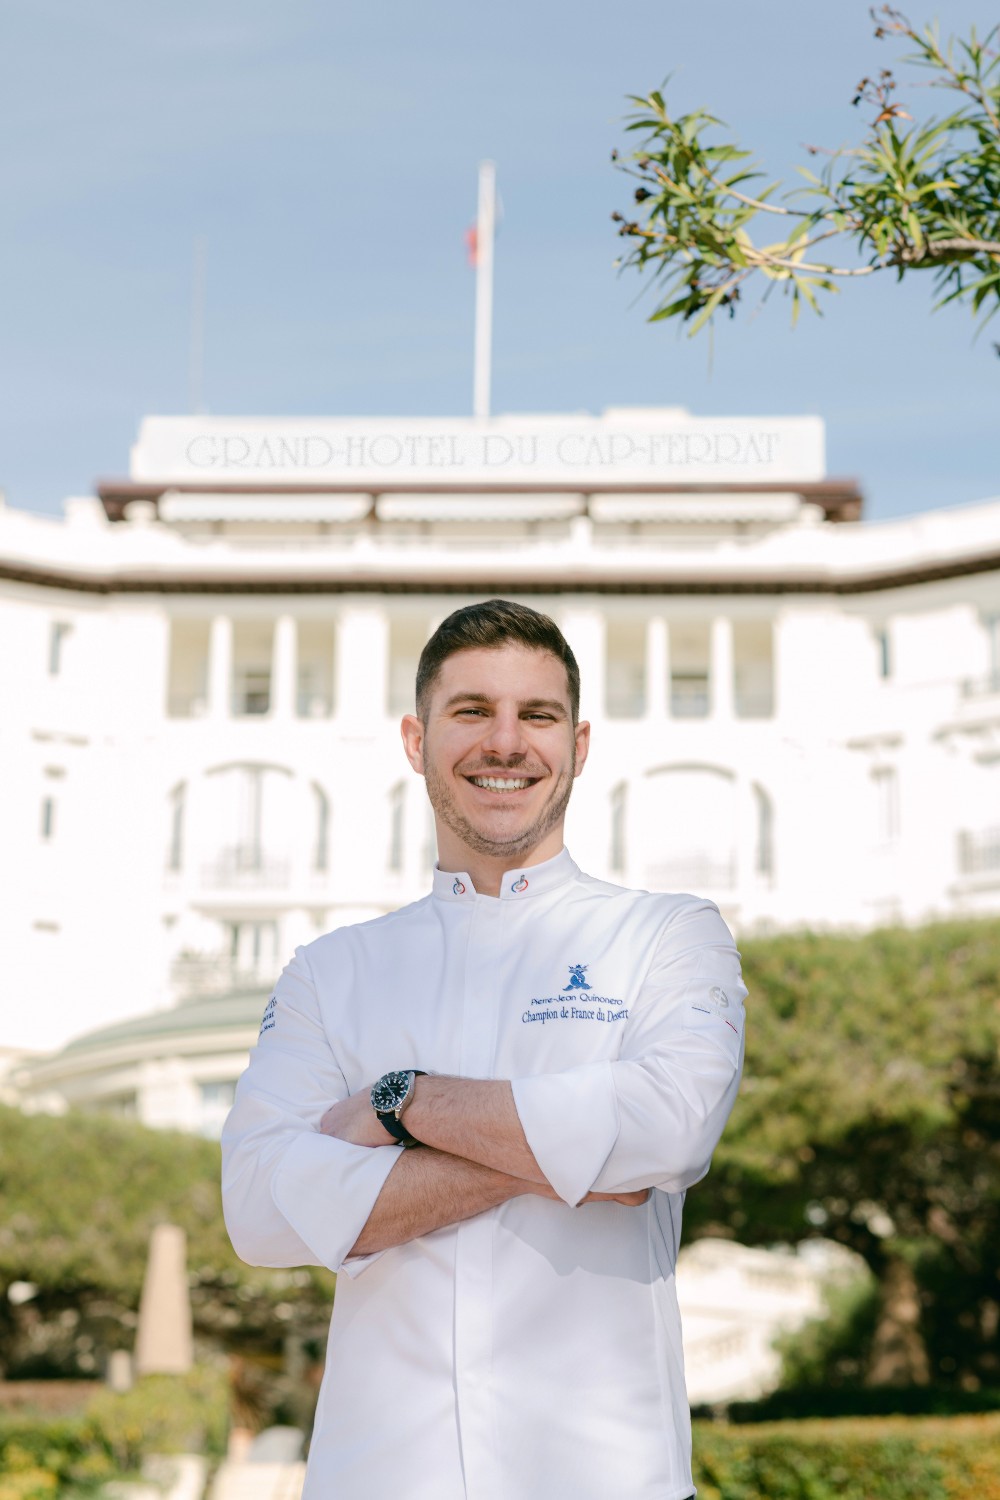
left=691, top=1413, right=1000, bottom=1500
left=0, top=1367, right=228, bottom=1495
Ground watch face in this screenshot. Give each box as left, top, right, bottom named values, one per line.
left=371, top=1071, right=411, bottom=1114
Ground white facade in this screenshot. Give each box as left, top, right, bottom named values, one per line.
left=3, top=406, right=999, bottom=1081
left=676, top=1237, right=867, bottom=1404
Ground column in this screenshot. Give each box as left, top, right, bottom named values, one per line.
left=711, top=615, right=735, bottom=720
left=559, top=607, right=606, bottom=722
left=335, top=607, right=389, bottom=722
left=272, top=614, right=297, bottom=719
left=207, top=615, right=233, bottom=720
left=646, top=616, right=668, bottom=720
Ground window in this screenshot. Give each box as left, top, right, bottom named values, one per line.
left=670, top=622, right=711, bottom=718
left=312, top=783, right=330, bottom=872
left=872, top=766, right=900, bottom=844
left=388, top=782, right=406, bottom=873
left=224, top=919, right=279, bottom=976
left=167, top=620, right=210, bottom=717
left=639, top=764, right=737, bottom=891
left=753, top=784, right=774, bottom=879
left=874, top=627, right=892, bottom=680
left=204, top=762, right=294, bottom=887
left=40, top=797, right=55, bottom=840
left=232, top=620, right=274, bottom=716
left=48, top=621, right=71, bottom=676
left=605, top=621, right=646, bottom=718
left=610, top=782, right=627, bottom=874
left=423, top=803, right=438, bottom=874
left=297, top=620, right=336, bottom=717
left=958, top=827, right=1000, bottom=875
left=388, top=618, right=428, bottom=716
left=167, top=784, right=185, bottom=871
left=199, top=1081, right=237, bottom=1139
left=987, top=614, right=1000, bottom=691
left=734, top=621, right=775, bottom=719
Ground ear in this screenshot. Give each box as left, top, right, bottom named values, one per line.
left=400, top=714, right=426, bottom=775
left=573, top=719, right=591, bottom=779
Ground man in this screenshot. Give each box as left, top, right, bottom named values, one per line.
left=222, top=599, right=746, bottom=1500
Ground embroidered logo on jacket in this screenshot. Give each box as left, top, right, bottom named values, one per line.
left=522, top=965, right=627, bottom=1026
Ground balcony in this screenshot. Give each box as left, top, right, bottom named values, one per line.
left=957, top=827, right=1000, bottom=877
left=670, top=678, right=710, bottom=718
left=961, top=671, right=1000, bottom=701
left=171, top=955, right=275, bottom=998
left=644, top=855, right=737, bottom=891
left=200, top=847, right=291, bottom=890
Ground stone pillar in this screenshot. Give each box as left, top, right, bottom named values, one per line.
left=711, top=615, right=735, bottom=720
left=207, top=614, right=233, bottom=720
left=559, top=608, right=606, bottom=722
left=646, top=616, right=668, bottom=720
left=134, top=1224, right=193, bottom=1376
left=272, top=614, right=297, bottom=719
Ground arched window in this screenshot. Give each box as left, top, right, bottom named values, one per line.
left=752, top=783, right=774, bottom=879
left=388, top=782, right=406, bottom=873
left=204, top=761, right=294, bottom=886
left=639, top=763, right=737, bottom=892
left=610, top=782, right=627, bottom=874
left=423, top=803, right=438, bottom=875
left=167, top=782, right=186, bottom=871
left=312, top=783, right=330, bottom=872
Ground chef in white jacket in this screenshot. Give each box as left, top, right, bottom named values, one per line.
left=222, top=598, right=747, bottom=1500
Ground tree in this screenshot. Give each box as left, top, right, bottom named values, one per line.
left=683, top=917, right=1000, bottom=1392
left=612, top=8, right=1000, bottom=344
left=0, top=1107, right=334, bottom=1384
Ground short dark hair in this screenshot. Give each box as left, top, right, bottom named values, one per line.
left=415, top=599, right=581, bottom=722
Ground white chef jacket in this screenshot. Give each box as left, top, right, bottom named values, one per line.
left=222, top=848, right=747, bottom=1500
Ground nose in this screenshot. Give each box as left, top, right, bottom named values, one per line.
left=479, top=707, right=528, bottom=760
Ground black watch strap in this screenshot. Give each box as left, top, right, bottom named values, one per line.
left=378, top=1070, right=426, bottom=1147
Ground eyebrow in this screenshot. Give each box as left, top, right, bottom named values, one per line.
left=441, top=692, right=567, bottom=715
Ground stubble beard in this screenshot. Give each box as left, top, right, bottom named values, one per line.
left=424, top=753, right=576, bottom=863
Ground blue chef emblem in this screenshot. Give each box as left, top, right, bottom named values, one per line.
left=562, top=964, right=592, bottom=992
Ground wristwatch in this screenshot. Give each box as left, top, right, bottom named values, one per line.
left=370, top=1069, right=426, bottom=1147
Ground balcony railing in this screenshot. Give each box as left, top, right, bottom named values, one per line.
left=960, top=671, right=1000, bottom=700
left=644, top=856, right=737, bottom=891
left=735, top=690, right=775, bottom=719
left=957, top=828, right=1000, bottom=876
left=200, top=847, right=291, bottom=889
left=670, top=680, right=711, bottom=718
left=171, top=956, right=275, bottom=997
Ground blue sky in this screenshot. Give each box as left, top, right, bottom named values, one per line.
left=3, top=0, right=997, bottom=521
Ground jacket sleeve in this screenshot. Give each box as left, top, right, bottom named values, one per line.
left=221, top=945, right=403, bottom=1278
left=510, top=899, right=746, bottom=1206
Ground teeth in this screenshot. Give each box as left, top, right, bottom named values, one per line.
left=472, top=776, right=532, bottom=791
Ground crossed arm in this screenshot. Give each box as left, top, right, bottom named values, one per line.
left=320, top=1077, right=647, bottom=1257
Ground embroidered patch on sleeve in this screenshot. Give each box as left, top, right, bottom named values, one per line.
left=681, top=981, right=744, bottom=1067
left=258, top=996, right=277, bottom=1038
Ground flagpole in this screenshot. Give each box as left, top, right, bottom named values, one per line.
left=473, top=160, right=496, bottom=420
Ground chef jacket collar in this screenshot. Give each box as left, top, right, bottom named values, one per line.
left=432, top=846, right=580, bottom=903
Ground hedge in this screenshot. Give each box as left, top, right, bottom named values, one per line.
left=0, top=1368, right=228, bottom=1500
left=691, top=1413, right=1000, bottom=1500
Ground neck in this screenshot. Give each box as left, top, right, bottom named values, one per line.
left=437, top=831, right=564, bottom=898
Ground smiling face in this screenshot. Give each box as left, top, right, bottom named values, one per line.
left=400, top=643, right=590, bottom=882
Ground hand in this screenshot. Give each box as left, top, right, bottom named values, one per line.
left=580, top=1188, right=651, bottom=1207
left=320, top=1089, right=396, bottom=1147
